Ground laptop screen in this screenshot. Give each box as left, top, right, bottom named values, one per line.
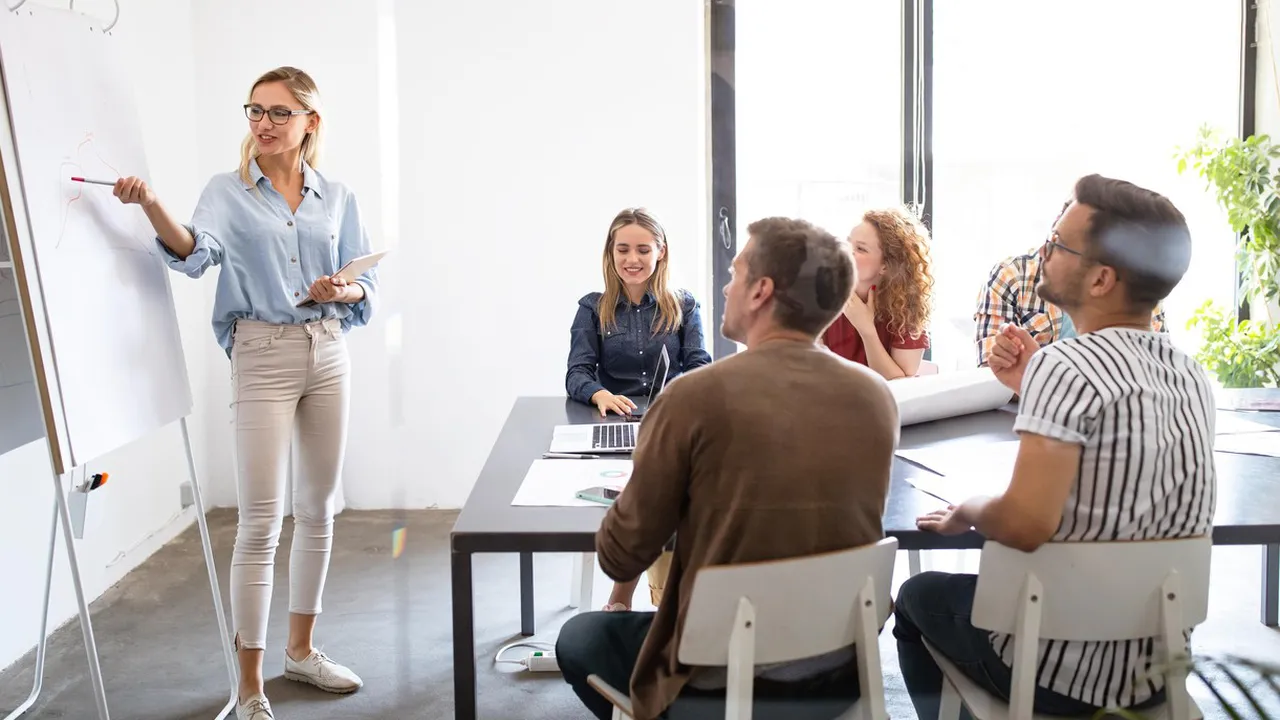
left=644, top=344, right=671, bottom=407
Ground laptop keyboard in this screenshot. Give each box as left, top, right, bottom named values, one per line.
left=592, top=423, right=637, bottom=450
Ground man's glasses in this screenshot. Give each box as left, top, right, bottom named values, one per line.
left=1043, top=230, right=1084, bottom=260
left=244, top=104, right=314, bottom=125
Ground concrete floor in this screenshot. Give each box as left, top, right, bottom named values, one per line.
left=0, top=509, right=1276, bottom=719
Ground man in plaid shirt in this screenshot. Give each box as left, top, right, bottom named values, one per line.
left=974, top=241, right=1165, bottom=368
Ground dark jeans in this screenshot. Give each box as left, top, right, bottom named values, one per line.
left=557, top=610, right=861, bottom=720
left=893, top=572, right=1164, bottom=720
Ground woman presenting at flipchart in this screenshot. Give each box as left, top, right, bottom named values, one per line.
left=114, top=66, right=375, bottom=720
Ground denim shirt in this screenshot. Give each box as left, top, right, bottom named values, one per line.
left=566, top=289, right=713, bottom=404
left=157, top=158, right=378, bottom=356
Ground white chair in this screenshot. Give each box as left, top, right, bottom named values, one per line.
left=588, top=537, right=899, bottom=720
left=927, top=537, right=1211, bottom=720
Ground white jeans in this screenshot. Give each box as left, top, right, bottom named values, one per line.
left=229, top=318, right=350, bottom=650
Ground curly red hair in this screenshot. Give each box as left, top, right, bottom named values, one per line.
left=862, top=207, right=934, bottom=340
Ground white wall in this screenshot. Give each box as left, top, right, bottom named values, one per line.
left=2, top=0, right=709, bottom=668
left=0, top=0, right=215, bottom=671
left=186, top=0, right=384, bottom=508
left=187, top=0, right=710, bottom=509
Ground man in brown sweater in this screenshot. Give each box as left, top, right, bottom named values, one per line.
left=555, top=216, right=900, bottom=720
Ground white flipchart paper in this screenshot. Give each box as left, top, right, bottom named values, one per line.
left=889, top=368, right=1015, bottom=426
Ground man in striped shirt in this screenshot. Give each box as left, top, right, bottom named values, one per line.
left=973, top=207, right=1166, bottom=368
left=894, top=174, right=1216, bottom=718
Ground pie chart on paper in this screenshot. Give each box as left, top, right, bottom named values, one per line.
left=510, top=459, right=635, bottom=507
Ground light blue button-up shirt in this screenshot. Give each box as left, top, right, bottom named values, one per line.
left=158, top=158, right=378, bottom=355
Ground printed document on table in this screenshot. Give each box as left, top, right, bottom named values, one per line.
left=897, top=440, right=1020, bottom=505
left=511, top=459, right=634, bottom=507
left=1214, top=432, right=1280, bottom=458
left=1215, top=412, right=1277, bottom=435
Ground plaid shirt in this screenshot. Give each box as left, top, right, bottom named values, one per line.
left=974, top=249, right=1166, bottom=366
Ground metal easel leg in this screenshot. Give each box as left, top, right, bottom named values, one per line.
left=2, top=496, right=58, bottom=720
left=51, top=471, right=110, bottom=719
left=180, top=417, right=238, bottom=718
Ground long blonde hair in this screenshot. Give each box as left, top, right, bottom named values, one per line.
left=598, top=208, right=683, bottom=335
left=238, top=66, right=324, bottom=185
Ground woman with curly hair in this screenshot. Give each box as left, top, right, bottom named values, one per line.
left=821, top=207, right=935, bottom=379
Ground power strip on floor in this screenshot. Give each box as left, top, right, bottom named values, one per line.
left=526, top=650, right=560, bottom=672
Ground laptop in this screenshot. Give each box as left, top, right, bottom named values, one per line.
left=549, top=344, right=671, bottom=454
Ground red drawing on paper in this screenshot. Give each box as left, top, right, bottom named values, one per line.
left=57, top=133, right=152, bottom=255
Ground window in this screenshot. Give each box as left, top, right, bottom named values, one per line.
left=735, top=0, right=903, bottom=246
left=931, top=1, right=1242, bottom=367
left=710, top=0, right=903, bottom=356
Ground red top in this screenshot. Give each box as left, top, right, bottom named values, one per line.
left=822, top=315, right=930, bottom=366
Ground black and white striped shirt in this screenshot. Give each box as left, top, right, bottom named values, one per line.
left=989, top=327, right=1217, bottom=708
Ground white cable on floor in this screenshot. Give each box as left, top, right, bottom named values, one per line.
left=494, top=638, right=555, bottom=669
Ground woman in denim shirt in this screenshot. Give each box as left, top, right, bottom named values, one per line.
left=113, top=67, right=371, bottom=720
left=566, top=207, right=712, bottom=611
left=566, top=207, right=712, bottom=417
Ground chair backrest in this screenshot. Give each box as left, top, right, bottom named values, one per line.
left=971, top=537, right=1211, bottom=641
left=677, top=537, right=898, bottom=666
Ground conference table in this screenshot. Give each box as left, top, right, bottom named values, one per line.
left=449, top=394, right=1280, bottom=720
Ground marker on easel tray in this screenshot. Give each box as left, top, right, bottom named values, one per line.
left=70, top=176, right=116, bottom=186
left=88, top=472, right=108, bottom=490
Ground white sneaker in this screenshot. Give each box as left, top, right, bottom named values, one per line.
left=284, top=649, right=363, bottom=694
left=236, top=693, right=273, bottom=720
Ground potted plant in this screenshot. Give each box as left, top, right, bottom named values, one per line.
left=1098, top=654, right=1279, bottom=720
left=1175, top=126, right=1280, bottom=388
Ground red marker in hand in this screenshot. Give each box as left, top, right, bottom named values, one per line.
left=70, top=176, right=116, bottom=186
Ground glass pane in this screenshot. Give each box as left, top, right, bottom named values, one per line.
left=736, top=0, right=904, bottom=249
left=1, top=266, right=44, bottom=456
left=932, top=0, right=1241, bottom=368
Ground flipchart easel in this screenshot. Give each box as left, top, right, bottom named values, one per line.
left=0, top=2, right=237, bottom=718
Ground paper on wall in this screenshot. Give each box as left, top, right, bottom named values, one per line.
left=890, top=368, right=1015, bottom=426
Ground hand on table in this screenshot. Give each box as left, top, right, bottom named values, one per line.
left=916, top=506, right=972, bottom=536
left=590, top=390, right=636, bottom=417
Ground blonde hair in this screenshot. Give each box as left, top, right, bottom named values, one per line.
left=238, top=66, right=324, bottom=185
left=598, top=208, right=683, bottom=335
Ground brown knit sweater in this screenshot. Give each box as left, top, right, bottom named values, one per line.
left=595, top=339, right=899, bottom=719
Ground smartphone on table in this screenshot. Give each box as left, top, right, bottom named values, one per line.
left=575, top=485, right=622, bottom=505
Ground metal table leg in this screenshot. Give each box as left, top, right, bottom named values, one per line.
left=451, top=551, right=476, bottom=720
left=1263, top=543, right=1279, bottom=627
left=520, top=551, right=534, bottom=636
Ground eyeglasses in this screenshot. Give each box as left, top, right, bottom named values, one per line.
left=1043, top=230, right=1084, bottom=260
left=244, top=104, right=314, bottom=125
